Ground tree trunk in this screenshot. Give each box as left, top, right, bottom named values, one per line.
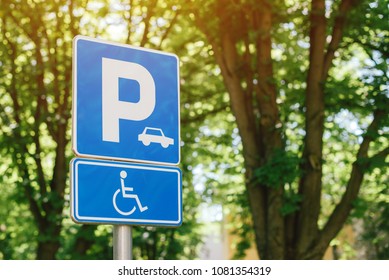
left=204, top=0, right=284, bottom=259
left=37, top=239, right=61, bottom=260
left=296, top=0, right=327, bottom=258
left=194, top=0, right=368, bottom=259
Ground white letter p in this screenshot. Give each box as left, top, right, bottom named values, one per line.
left=102, top=58, right=155, bottom=142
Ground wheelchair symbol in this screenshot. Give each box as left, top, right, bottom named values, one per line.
left=113, top=170, right=148, bottom=216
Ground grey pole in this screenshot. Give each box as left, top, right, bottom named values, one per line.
left=113, top=225, right=133, bottom=260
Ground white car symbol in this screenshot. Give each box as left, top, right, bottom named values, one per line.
left=138, top=127, right=174, bottom=148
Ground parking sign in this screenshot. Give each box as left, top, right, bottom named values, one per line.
left=72, top=36, right=180, bottom=165
left=71, top=158, right=182, bottom=227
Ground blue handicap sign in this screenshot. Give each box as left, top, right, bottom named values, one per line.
left=72, top=36, right=180, bottom=165
left=70, top=158, right=182, bottom=227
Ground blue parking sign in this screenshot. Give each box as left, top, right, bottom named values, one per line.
left=72, top=36, right=180, bottom=165
left=70, top=158, right=182, bottom=226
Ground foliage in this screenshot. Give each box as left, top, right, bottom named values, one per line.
left=254, top=149, right=301, bottom=188
left=361, top=190, right=389, bottom=259
left=0, top=0, right=387, bottom=260
left=0, top=0, right=203, bottom=260
left=189, top=0, right=388, bottom=259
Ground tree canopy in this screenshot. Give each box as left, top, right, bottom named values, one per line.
left=189, top=0, right=388, bottom=259
left=0, top=0, right=387, bottom=259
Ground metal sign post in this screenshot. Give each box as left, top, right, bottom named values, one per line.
left=113, top=225, right=133, bottom=260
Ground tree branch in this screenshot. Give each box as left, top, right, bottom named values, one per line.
left=322, top=0, right=361, bottom=80
left=181, top=103, right=229, bottom=125
left=309, top=108, right=386, bottom=258
left=158, top=8, right=180, bottom=50
left=366, top=146, right=389, bottom=170
left=140, top=0, right=158, bottom=47
left=125, top=0, right=134, bottom=44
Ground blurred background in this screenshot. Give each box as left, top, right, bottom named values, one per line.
left=0, top=0, right=388, bottom=260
